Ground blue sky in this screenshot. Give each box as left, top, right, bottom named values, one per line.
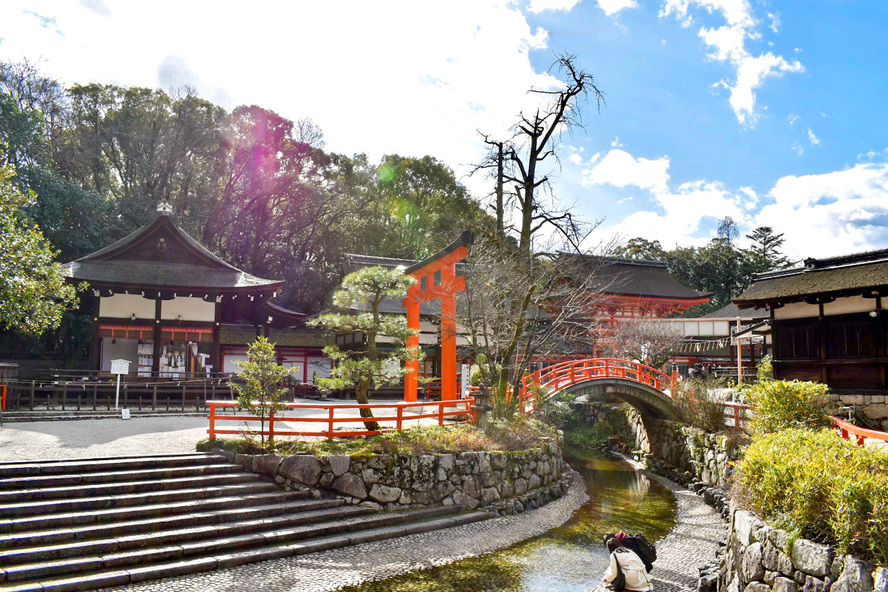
left=2, top=0, right=887, bottom=260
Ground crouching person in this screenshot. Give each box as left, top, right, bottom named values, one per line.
left=603, top=534, right=653, bottom=591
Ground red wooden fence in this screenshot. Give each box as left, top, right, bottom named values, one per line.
left=207, top=398, right=475, bottom=440
left=829, top=414, right=888, bottom=446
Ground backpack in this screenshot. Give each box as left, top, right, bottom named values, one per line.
left=623, top=533, right=657, bottom=572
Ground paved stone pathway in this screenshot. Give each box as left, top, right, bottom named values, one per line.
left=1, top=417, right=726, bottom=591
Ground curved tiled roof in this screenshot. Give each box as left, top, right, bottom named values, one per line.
left=61, top=210, right=280, bottom=292
left=561, top=254, right=711, bottom=301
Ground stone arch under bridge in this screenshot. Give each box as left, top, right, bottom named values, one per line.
left=554, top=379, right=677, bottom=419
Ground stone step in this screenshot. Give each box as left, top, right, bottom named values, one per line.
left=0, top=504, right=376, bottom=566
left=0, top=454, right=227, bottom=478
left=0, top=506, right=483, bottom=584
left=0, top=489, right=312, bottom=534
left=0, top=472, right=262, bottom=504
left=0, top=482, right=296, bottom=521
left=0, top=462, right=244, bottom=490
left=0, top=498, right=345, bottom=550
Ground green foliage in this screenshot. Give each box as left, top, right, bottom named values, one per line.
left=744, top=379, right=831, bottom=435
left=309, top=266, right=419, bottom=430
left=233, top=336, right=290, bottom=445
left=756, top=354, right=774, bottom=382
left=0, top=165, right=80, bottom=335
left=735, top=428, right=888, bottom=563
left=563, top=423, right=610, bottom=449
left=671, top=376, right=731, bottom=433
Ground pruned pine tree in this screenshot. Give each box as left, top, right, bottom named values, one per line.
left=309, top=266, right=420, bottom=432
left=233, top=336, right=290, bottom=447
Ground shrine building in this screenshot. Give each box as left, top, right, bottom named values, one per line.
left=61, top=203, right=329, bottom=381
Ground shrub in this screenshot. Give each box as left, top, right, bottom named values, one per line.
left=671, top=375, right=730, bottom=433
left=756, top=354, right=774, bottom=382
left=744, top=379, right=831, bottom=435
left=734, top=428, right=888, bottom=563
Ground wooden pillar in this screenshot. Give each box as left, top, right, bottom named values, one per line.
left=403, top=285, right=421, bottom=402
left=212, top=296, right=222, bottom=376
left=152, top=296, right=162, bottom=376
left=440, top=265, right=457, bottom=402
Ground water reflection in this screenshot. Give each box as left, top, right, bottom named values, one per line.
left=334, top=447, right=676, bottom=592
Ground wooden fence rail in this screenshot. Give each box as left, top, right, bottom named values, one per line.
left=207, top=398, right=476, bottom=440
left=829, top=414, right=888, bottom=446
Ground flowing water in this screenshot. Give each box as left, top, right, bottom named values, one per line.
left=335, top=447, right=677, bottom=592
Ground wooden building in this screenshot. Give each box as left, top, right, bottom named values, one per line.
left=61, top=203, right=329, bottom=381
left=734, top=248, right=888, bottom=393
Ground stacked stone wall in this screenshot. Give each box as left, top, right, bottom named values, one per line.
left=219, top=438, right=568, bottom=516
left=722, top=508, right=886, bottom=592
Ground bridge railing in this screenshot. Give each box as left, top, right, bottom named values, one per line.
left=521, top=358, right=675, bottom=405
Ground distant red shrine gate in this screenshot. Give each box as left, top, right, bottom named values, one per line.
left=402, top=232, right=473, bottom=402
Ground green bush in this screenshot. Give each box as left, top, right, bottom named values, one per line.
left=735, top=428, right=888, bottom=563
left=744, top=379, right=831, bottom=434
left=756, top=354, right=774, bottom=382
left=671, top=376, right=730, bottom=433
left=563, top=422, right=609, bottom=449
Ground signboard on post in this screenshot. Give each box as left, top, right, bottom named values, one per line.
left=110, top=359, right=131, bottom=414
left=461, top=364, right=470, bottom=399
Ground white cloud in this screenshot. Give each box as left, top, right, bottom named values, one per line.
left=787, top=113, right=800, bottom=126
left=661, top=0, right=803, bottom=126
left=729, top=52, right=803, bottom=125
left=582, top=149, right=670, bottom=193
left=597, top=0, right=638, bottom=17
left=569, top=152, right=585, bottom=165
left=528, top=0, right=582, bottom=12
left=807, top=128, right=820, bottom=146
left=767, top=12, right=780, bottom=33
left=0, top=0, right=561, bottom=199
left=757, top=163, right=888, bottom=258
left=792, top=143, right=804, bottom=157
left=603, top=180, right=749, bottom=248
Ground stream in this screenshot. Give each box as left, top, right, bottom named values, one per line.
left=334, top=447, right=678, bottom=592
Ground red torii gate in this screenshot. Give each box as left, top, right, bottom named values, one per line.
left=402, top=232, right=473, bottom=402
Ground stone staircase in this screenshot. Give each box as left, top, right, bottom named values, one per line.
left=0, top=453, right=492, bottom=591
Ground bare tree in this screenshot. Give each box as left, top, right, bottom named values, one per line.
left=474, top=54, right=604, bottom=258
left=605, top=318, right=685, bottom=369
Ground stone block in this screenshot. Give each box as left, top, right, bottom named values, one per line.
left=481, top=472, right=499, bottom=487
left=279, top=455, right=321, bottom=486
left=528, top=473, right=541, bottom=490
left=792, top=540, right=833, bottom=577
left=438, top=454, right=454, bottom=470
left=328, top=455, right=351, bottom=476
left=362, top=468, right=381, bottom=484
left=319, top=472, right=334, bottom=488
left=368, top=484, right=402, bottom=503
left=802, top=575, right=827, bottom=592
left=481, top=486, right=501, bottom=506
left=514, top=478, right=528, bottom=495
left=367, top=454, right=391, bottom=469
left=744, top=582, right=771, bottom=592
left=773, top=576, right=798, bottom=592
left=331, top=473, right=367, bottom=499
left=735, top=510, right=765, bottom=547
left=874, top=567, right=888, bottom=592
left=831, top=557, right=875, bottom=592
left=742, top=542, right=766, bottom=584
left=463, top=475, right=481, bottom=499
left=252, top=454, right=282, bottom=476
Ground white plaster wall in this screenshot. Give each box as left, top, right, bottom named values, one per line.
left=99, top=294, right=155, bottom=319
left=161, top=297, right=215, bottom=322
left=774, top=301, right=818, bottom=320
left=823, top=295, right=876, bottom=316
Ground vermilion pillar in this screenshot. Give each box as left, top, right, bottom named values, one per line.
left=404, top=286, right=421, bottom=402
left=440, top=266, right=457, bottom=402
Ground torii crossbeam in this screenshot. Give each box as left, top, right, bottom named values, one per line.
left=402, top=232, right=473, bottom=402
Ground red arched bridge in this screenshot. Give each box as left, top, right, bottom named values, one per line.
left=519, top=358, right=679, bottom=418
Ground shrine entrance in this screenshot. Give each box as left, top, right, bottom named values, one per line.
left=402, top=232, right=473, bottom=402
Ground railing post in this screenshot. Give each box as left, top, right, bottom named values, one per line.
left=438, top=401, right=444, bottom=426
left=397, top=406, right=403, bottom=431
left=208, top=404, right=216, bottom=440
left=29, top=380, right=35, bottom=410
left=327, top=407, right=335, bottom=439
left=268, top=411, right=276, bottom=442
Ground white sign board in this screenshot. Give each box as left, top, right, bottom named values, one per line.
left=461, top=364, right=471, bottom=398
left=110, top=359, right=131, bottom=375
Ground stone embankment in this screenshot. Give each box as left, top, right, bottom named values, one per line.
left=722, top=508, right=887, bottom=592
left=581, top=401, right=886, bottom=592
left=222, top=437, right=569, bottom=516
